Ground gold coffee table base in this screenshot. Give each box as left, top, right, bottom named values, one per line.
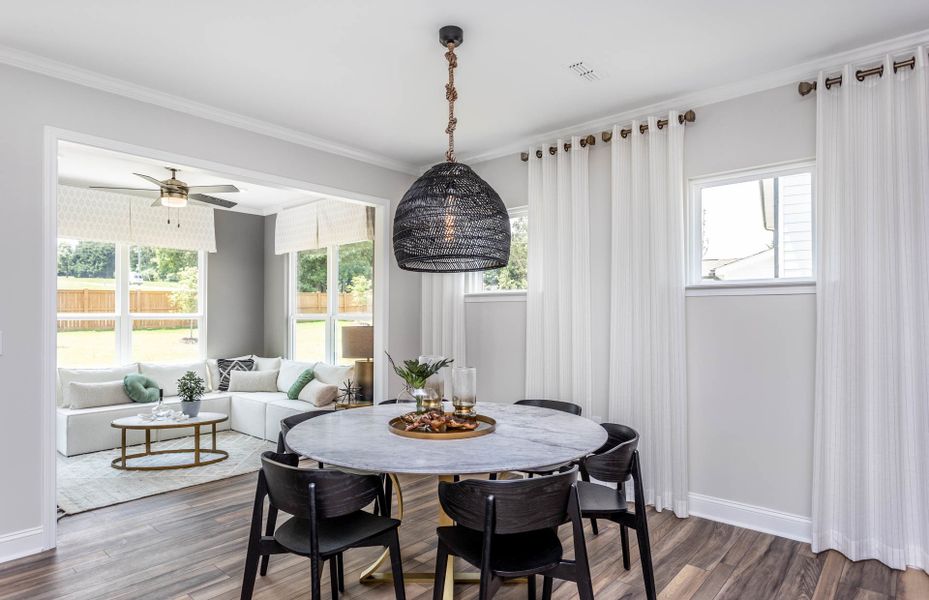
left=109, top=414, right=229, bottom=471
left=110, top=447, right=229, bottom=471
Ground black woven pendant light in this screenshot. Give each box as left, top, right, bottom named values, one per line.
left=393, top=26, right=510, bottom=273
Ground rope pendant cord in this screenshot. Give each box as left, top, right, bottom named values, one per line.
left=445, top=42, right=458, bottom=162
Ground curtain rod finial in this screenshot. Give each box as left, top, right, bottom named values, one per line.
left=520, top=152, right=529, bottom=162
left=798, top=81, right=817, bottom=96
left=682, top=109, right=696, bottom=123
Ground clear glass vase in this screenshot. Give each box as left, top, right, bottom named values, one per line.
left=399, top=386, right=441, bottom=413
left=451, top=367, right=477, bottom=419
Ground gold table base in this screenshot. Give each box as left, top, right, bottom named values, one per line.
left=359, top=473, right=525, bottom=598
left=110, top=422, right=228, bottom=471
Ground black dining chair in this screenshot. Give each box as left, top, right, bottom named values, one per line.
left=432, top=468, right=593, bottom=600
left=579, top=422, right=635, bottom=536
left=277, top=410, right=332, bottom=455
left=513, top=399, right=583, bottom=479
left=577, top=424, right=656, bottom=600
left=242, top=451, right=406, bottom=600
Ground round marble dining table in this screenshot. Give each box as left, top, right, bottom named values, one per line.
left=286, top=401, right=607, bottom=599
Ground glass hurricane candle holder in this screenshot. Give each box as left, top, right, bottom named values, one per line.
left=418, top=355, right=448, bottom=401
left=451, top=367, right=477, bottom=419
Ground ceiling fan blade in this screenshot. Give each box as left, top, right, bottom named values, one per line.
left=186, top=184, right=239, bottom=194
left=189, top=193, right=237, bottom=209
left=133, top=173, right=177, bottom=188
left=150, top=198, right=163, bottom=207
left=90, top=186, right=159, bottom=193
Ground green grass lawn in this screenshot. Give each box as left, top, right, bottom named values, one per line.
left=57, top=277, right=186, bottom=291
left=57, top=321, right=336, bottom=367
left=57, top=327, right=200, bottom=367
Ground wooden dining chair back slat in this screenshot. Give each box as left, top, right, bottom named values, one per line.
left=581, top=423, right=638, bottom=483
left=260, top=451, right=383, bottom=519
left=514, top=398, right=582, bottom=416
left=242, top=451, right=406, bottom=600
left=438, top=470, right=575, bottom=534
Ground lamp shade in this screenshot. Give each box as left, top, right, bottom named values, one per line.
left=393, top=162, right=511, bottom=272
left=341, top=324, right=373, bottom=359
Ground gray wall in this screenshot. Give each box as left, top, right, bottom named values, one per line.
left=263, top=214, right=288, bottom=357
left=207, top=210, right=265, bottom=358
left=0, top=62, right=419, bottom=549
left=467, top=83, right=817, bottom=518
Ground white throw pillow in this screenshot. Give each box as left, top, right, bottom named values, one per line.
left=278, top=359, right=317, bottom=393
left=253, top=356, right=282, bottom=371
left=298, top=379, right=339, bottom=407
left=58, top=363, right=138, bottom=408
left=140, top=362, right=209, bottom=398
left=206, top=355, right=251, bottom=392
left=227, top=369, right=280, bottom=393
left=68, top=380, right=130, bottom=409
left=314, top=362, right=354, bottom=387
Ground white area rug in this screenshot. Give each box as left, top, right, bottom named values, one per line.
left=57, top=431, right=275, bottom=514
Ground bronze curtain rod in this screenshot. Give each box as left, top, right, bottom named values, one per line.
left=519, top=109, right=696, bottom=162
left=797, top=55, right=918, bottom=96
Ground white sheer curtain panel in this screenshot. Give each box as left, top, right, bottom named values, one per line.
left=525, top=136, right=592, bottom=416
left=421, top=272, right=476, bottom=366
left=813, top=48, right=929, bottom=571
left=609, top=113, right=688, bottom=517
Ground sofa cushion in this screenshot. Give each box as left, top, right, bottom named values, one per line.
left=278, top=359, right=317, bottom=393
left=68, top=380, right=130, bottom=409
left=298, top=379, right=339, bottom=407
left=229, top=391, right=288, bottom=439
left=313, top=362, right=354, bottom=387
left=216, top=358, right=255, bottom=392
left=206, top=355, right=250, bottom=391
left=123, top=374, right=160, bottom=403
left=253, top=356, right=282, bottom=371
left=265, top=398, right=325, bottom=442
left=58, top=364, right=139, bottom=408
left=287, top=368, right=315, bottom=399
left=140, top=362, right=209, bottom=397
left=228, top=370, right=279, bottom=393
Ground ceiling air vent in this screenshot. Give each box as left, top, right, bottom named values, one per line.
left=568, top=61, right=601, bottom=82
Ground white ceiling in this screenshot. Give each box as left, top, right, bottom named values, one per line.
left=58, top=141, right=325, bottom=214
left=6, top=1, right=929, bottom=170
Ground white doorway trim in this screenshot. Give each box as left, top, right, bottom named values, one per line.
left=41, top=126, right=392, bottom=552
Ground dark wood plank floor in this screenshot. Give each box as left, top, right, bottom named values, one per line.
left=1, top=473, right=925, bottom=600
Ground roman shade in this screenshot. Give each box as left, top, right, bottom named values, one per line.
left=57, top=185, right=216, bottom=252
left=274, top=199, right=373, bottom=254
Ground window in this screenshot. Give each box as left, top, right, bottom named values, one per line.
left=56, top=239, right=206, bottom=367
left=478, top=206, right=528, bottom=292
left=690, top=164, right=814, bottom=285
left=289, top=240, right=373, bottom=365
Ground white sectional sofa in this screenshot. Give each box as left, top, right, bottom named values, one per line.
left=56, top=356, right=352, bottom=457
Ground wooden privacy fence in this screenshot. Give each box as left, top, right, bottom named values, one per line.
left=57, top=289, right=194, bottom=331
left=297, top=292, right=371, bottom=314
left=57, top=289, right=372, bottom=331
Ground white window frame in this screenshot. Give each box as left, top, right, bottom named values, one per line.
left=288, top=242, right=374, bottom=365
left=466, top=204, right=529, bottom=299
left=687, top=161, right=816, bottom=295
left=56, top=242, right=207, bottom=365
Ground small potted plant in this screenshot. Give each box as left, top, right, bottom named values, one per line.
left=177, top=371, right=206, bottom=417
left=386, top=353, right=452, bottom=413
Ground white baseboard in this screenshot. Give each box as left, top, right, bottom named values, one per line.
left=688, top=493, right=812, bottom=543
left=0, top=527, right=46, bottom=564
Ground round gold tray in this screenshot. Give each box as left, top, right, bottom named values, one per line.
left=388, top=413, right=496, bottom=440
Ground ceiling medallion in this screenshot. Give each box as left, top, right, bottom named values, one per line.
left=392, top=25, right=511, bottom=273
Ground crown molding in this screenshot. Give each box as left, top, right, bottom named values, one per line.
left=455, top=27, right=929, bottom=167
left=0, top=44, right=419, bottom=175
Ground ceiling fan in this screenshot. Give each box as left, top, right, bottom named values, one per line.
left=90, top=167, right=239, bottom=209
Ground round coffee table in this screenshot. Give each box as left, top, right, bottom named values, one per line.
left=110, top=412, right=229, bottom=471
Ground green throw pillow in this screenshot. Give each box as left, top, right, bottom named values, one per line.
left=288, top=368, right=315, bottom=400
left=123, top=374, right=160, bottom=403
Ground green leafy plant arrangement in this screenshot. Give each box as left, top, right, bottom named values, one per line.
left=177, top=371, right=206, bottom=403
left=386, top=353, right=453, bottom=389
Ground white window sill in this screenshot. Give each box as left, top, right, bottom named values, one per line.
left=686, top=280, right=815, bottom=296
left=465, top=290, right=527, bottom=303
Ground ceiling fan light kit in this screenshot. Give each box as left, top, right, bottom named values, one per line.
left=393, top=25, right=511, bottom=273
